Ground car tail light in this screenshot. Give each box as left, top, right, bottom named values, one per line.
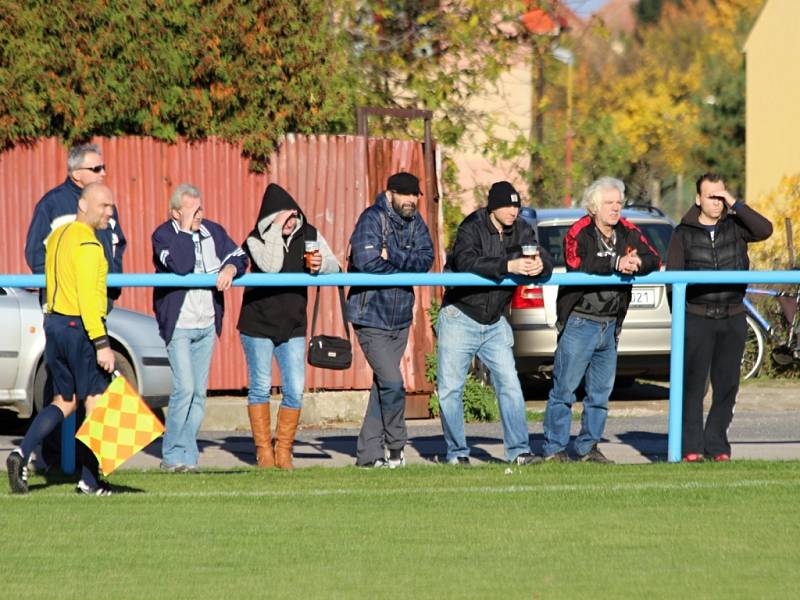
left=512, top=285, right=544, bottom=309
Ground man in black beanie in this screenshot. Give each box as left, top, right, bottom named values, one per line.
left=436, top=181, right=553, bottom=465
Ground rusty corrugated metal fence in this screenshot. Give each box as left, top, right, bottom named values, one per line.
left=0, top=135, right=442, bottom=394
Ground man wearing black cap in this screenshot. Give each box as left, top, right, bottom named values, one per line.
left=347, top=171, right=435, bottom=468
left=436, top=181, right=553, bottom=465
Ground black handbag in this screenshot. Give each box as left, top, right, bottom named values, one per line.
left=307, top=286, right=352, bottom=370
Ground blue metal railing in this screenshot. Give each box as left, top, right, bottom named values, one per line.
left=3, top=270, right=800, bottom=468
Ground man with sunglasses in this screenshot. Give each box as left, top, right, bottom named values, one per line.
left=25, top=143, right=127, bottom=305
left=23, top=143, right=127, bottom=472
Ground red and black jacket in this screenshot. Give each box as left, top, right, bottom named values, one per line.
left=556, top=215, right=661, bottom=338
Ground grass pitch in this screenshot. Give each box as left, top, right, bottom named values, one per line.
left=2, top=461, right=799, bottom=599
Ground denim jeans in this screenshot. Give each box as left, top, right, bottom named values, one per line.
left=163, top=325, right=216, bottom=467
left=436, top=304, right=531, bottom=462
left=239, top=334, right=306, bottom=409
left=543, top=314, right=617, bottom=457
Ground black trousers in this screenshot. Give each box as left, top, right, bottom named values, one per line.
left=682, top=311, right=747, bottom=456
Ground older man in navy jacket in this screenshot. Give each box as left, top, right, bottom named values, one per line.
left=152, top=184, right=247, bottom=472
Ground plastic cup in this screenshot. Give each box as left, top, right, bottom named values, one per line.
left=521, top=244, right=539, bottom=258
left=304, top=240, right=320, bottom=269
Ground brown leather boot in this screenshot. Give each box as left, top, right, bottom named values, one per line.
left=247, top=404, right=275, bottom=468
left=274, top=406, right=301, bottom=470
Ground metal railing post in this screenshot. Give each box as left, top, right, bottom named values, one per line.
left=61, top=414, right=76, bottom=474
left=667, top=283, right=687, bottom=463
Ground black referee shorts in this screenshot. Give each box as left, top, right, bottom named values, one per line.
left=44, top=314, right=110, bottom=401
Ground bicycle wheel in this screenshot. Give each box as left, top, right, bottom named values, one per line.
left=741, top=315, right=765, bottom=379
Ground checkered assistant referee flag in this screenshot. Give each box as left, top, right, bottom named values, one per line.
left=76, top=373, right=165, bottom=475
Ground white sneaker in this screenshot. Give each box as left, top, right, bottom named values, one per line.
left=358, top=458, right=390, bottom=468
left=76, top=479, right=113, bottom=496
left=387, top=449, right=406, bottom=469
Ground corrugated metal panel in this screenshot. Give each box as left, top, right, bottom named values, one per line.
left=0, top=135, right=442, bottom=393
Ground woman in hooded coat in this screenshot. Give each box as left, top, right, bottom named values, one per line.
left=237, top=184, right=339, bottom=469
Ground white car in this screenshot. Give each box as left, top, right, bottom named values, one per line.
left=509, top=206, right=675, bottom=384
left=0, top=287, right=172, bottom=418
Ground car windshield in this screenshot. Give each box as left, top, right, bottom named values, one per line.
left=538, top=222, right=674, bottom=267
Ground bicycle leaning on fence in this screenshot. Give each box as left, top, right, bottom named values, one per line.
left=741, top=285, right=800, bottom=379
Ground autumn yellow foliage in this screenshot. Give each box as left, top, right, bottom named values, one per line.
left=748, top=174, right=800, bottom=270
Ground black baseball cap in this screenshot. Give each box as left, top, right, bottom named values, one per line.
left=387, top=172, right=421, bottom=196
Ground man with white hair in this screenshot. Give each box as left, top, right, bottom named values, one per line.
left=152, top=184, right=248, bottom=472
left=542, top=177, right=660, bottom=463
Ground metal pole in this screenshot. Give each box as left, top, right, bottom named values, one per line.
left=667, top=283, right=686, bottom=463
left=564, top=60, right=573, bottom=207
left=61, top=415, right=76, bottom=474
left=423, top=117, right=435, bottom=202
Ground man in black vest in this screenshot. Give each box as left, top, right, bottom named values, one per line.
left=667, top=173, right=772, bottom=462
left=237, top=184, right=339, bottom=470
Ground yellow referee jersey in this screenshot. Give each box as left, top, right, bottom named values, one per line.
left=45, top=221, right=108, bottom=344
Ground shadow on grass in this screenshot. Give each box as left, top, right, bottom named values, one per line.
left=26, top=471, right=146, bottom=494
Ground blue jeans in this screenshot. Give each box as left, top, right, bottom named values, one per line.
left=163, top=325, right=216, bottom=467
left=436, top=304, right=531, bottom=462
left=240, top=334, right=305, bottom=409
left=543, top=314, right=617, bottom=457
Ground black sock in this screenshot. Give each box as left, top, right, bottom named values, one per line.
left=76, top=442, right=100, bottom=487
left=19, top=404, right=64, bottom=462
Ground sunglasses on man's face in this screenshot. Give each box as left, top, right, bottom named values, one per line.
left=77, top=164, right=106, bottom=174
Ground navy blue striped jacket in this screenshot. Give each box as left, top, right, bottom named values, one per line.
left=346, top=193, right=434, bottom=330
left=152, top=219, right=248, bottom=344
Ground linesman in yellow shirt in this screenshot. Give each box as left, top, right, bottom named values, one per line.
left=7, top=183, right=117, bottom=495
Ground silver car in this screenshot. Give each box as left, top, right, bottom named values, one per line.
left=0, top=287, right=172, bottom=418
left=510, top=207, right=675, bottom=384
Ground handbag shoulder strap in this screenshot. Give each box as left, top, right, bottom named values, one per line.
left=311, top=286, right=350, bottom=340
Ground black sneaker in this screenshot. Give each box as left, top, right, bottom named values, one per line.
left=446, top=456, right=471, bottom=466
left=76, top=479, right=113, bottom=496
left=544, top=450, right=571, bottom=463
left=579, top=445, right=614, bottom=464
left=511, top=453, right=543, bottom=465
left=6, top=450, right=29, bottom=495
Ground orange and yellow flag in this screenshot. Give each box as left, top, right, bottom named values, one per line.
left=76, top=375, right=165, bottom=475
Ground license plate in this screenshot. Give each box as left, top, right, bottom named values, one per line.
left=630, top=287, right=656, bottom=307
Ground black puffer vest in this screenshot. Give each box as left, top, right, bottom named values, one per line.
left=674, top=216, right=748, bottom=305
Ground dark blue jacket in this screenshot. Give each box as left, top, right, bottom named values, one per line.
left=25, top=177, right=126, bottom=299
left=346, top=193, right=434, bottom=330
left=152, top=219, right=248, bottom=344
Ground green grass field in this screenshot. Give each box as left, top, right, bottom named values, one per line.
left=2, top=461, right=799, bottom=599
